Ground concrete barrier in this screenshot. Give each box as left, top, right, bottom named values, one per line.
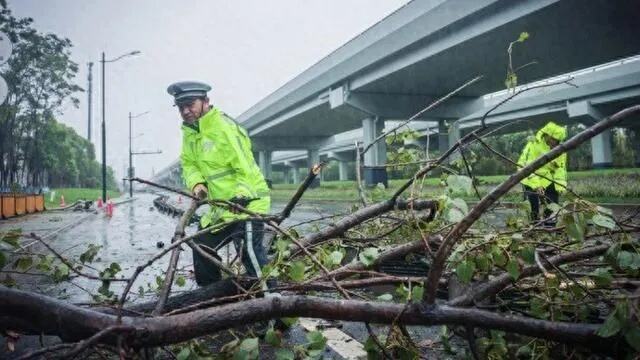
left=26, top=195, right=36, bottom=213
left=1, top=195, right=15, bottom=218
left=15, top=195, right=26, bottom=215
left=0, top=194, right=46, bottom=219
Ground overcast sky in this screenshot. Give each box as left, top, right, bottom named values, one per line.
left=9, top=0, right=409, bottom=180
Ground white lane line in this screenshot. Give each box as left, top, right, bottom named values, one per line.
left=299, top=318, right=367, bottom=360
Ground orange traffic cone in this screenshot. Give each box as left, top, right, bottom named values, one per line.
left=106, top=200, right=114, bottom=217
left=60, top=195, right=66, bottom=207
left=97, top=197, right=103, bottom=208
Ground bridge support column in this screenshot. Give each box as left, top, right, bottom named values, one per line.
left=258, top=150, right=272, bottom=180
left=438, top=120, right=450, bottom=154
left=631, top=128, right=640, bottom=167
left=291, top=167, right=300, bottom=184
left=447, top=120, right=461, bottom=163
left=362, top=117, right=388, bottom=187
left=338, top=160, right=349, bottom=181
left=307, top=149, right=321, bottom=188
left=591, top=130, right=613, bottom=168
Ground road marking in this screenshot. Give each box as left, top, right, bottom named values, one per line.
left=299, top=318, right=367, bottom=359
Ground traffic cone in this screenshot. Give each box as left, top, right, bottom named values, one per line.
left=60, top=195, right=66, bottom=207
left=106, top=200, right=114, bottom=217
left=97, top=197, right=103, bottom=208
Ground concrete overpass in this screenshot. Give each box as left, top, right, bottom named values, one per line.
left=240, top=0, right=640, bottom=185
left=154, top=0, right=640, bottom=187
left=267, top=121, right=440, bottom=183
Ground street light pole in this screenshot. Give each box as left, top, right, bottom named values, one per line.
left=99, top=50, right=141, bottom=202
left=128, top=110, right=151, bottom=197
left=129, top=111, right=132, bottom=197
left=101, top=52, right=106, bottom=202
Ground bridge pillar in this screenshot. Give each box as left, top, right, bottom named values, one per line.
left=362, top=117, right=388, bottom=187
left=291, top=167, right=300, bottom=184
left=438, top=120, right=450, bottom=154
left=338, top=160, right=349, bottom=181
left=258, top=150, right=272, bottom=181
left=307, top=149, right=321, bottom=188
left=591, top=130, right=613, bottom=168
left=631, top=128, right=640, bottom=167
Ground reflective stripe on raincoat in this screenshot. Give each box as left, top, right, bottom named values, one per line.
left=180, top=107, right=270, bottom=227
left=517, top=121, right=568, bottom=192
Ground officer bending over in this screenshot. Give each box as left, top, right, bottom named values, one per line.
left=167, top=81, right=271, bottom=286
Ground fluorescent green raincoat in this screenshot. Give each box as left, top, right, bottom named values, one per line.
left=517, top=122, right=568, bottom=192
left=181, top=107, right=270, bottom=227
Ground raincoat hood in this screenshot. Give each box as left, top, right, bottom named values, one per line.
left=536, top=121, right=567, bottom=142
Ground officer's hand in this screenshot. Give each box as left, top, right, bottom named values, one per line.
left=193, top=184, right=208, bottom=199
left=536, top=187, right=545, bottom=196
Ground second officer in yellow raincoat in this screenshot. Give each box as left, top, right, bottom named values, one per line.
left=517, top=121, right=567, bottom=224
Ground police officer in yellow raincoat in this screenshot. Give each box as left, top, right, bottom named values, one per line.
left=168, top=81, right=271, bottom=286
left=517, top=121, right=567, bottom=224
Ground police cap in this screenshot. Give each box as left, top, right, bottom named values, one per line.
left=167, top=81, right=212, bottom=105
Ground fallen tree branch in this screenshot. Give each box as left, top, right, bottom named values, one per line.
left=152, top=200, right=200, bottom=316
left=448, top=244, right=610, bottom=307
left=277, top=163, right=325, bottom=223
left=296, top=199, right=437, bottom=250
left=0, top=286, right=620, bottom=353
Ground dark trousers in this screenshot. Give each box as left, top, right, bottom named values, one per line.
left=192, top=221, right=268, bottom=286
left=523, top=184, right=559, bottom=223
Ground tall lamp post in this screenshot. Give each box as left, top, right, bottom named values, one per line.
left=101, top=50, right=141, bottom=202
left=128, top=111, right=160, bottom=197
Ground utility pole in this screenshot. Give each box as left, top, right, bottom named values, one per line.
left=87, top=62, right=93, bottom=141
left=129, top=112, right=133, bottom=197
left=128, top=110, right=156, bottom=197
left=101, top=52, right=106, bottom=203
left=100, top=49, right=140, bottom=202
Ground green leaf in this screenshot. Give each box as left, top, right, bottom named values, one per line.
left=506, top=260, right=520, bottom=280
left=517, top=31, right=530, bottom=43
left=617, top=251, right=638, bottom=270
left=306, top=331, right=327, bottom=351
left=456, top=260, right=476, bottom=284
left=275, top=238, right=289, bottom=253
left=280, top=317, right=298, bottom=327
left=234, top=338, right=259, bottom=360
left=591, top=268, right=613, bottom=287
left=624, top=326, right=640, bottom=352
left=597, top=311, right=622, bottom=337
left=13, top=256, right=33, bottom=271
left=328, top=251, right=344, bottom=266
left=79, top=244, right=101, bottom=264
left=1, top=229, right=21, bottom=248
left=519, top=246, right=535, bottom=264
left=411, top=286, right=424, bottom=302
left=274, top=348, right=295, bottom=360
left=176, top=347, right=191, bottom=360
left=265, top=328, right=281, bottom=347
left=359, top=248, right=379, bottom=267
left=288, top=261, right=306, bottom=282
left=591, top=214, right=616, bottom=230
left=445, top=207, right=465, bottom=223
left=377, top=293, right=393, bottom=301
left=447, top=175, right=472, bottom=195
left=475, top=254, right=490, bottom=272
left=566, top=220, right=584, bottom=242
left=175, top=276, right=186, bottom=287
left=492, top=247, right=507, bottom=267
left=52, top=264, right=70, bottom=282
